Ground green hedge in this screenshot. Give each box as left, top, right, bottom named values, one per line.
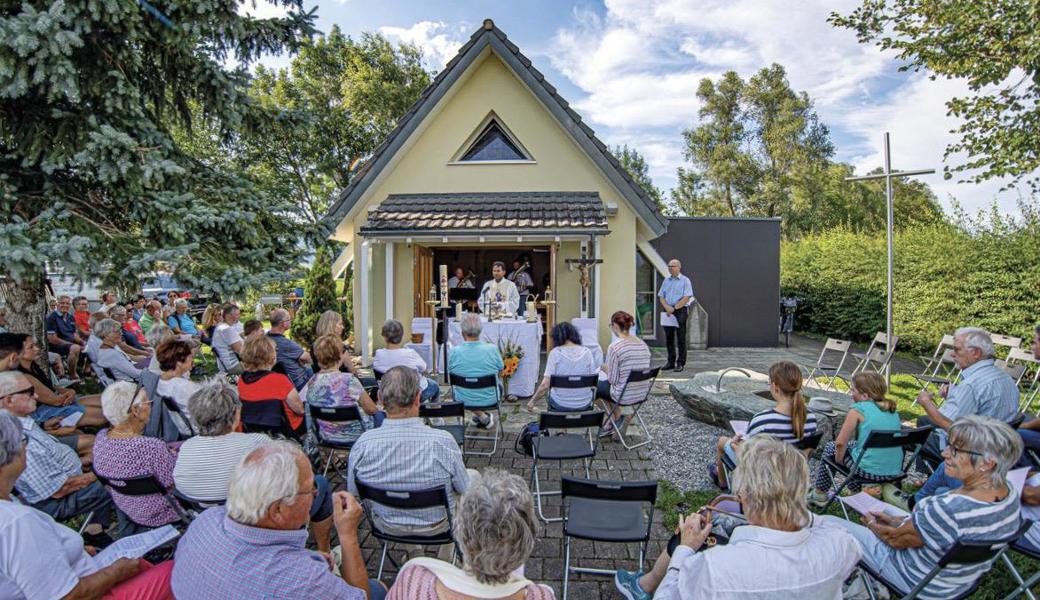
left=781, top=223, right=1040, bottom=355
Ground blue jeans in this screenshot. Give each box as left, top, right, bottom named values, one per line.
left=421, top=379, right=440, bottom=403
left=821, top=515, right=914, bottom=595
left=310, top=475, right=333, bottom=522
left=1017, top=429, right=1040, bottom=467
left=32, top=480, right=131, bottom=535
left=595, top=380, right=611, bottom=402
left=914, top=462, right=962, bottom=503
left=31, top=402, right=84, bottom=424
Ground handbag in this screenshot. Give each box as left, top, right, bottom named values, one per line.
left=514, top=421, right=546, bottom=456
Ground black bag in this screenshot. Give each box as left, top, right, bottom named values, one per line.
left=515, top=421, right=546, bottom=456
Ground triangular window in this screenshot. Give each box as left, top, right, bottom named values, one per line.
left=455, top=114, right=533, bottom=162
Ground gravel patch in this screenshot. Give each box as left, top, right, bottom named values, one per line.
left=642, top=391, right=729, bottom=492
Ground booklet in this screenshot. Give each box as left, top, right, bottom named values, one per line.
left=729, top=420, right=749, bottom=437
left=839, top=492, right=910, bottom=522
left=59, top=411, right=83, bottom=428
left=93, top=525, right=180, bottom=569
left=1008, top=466, right=1030, bottom=496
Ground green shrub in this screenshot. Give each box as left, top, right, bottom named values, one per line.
left=292, top=244, right=342, bottom=348
left=782, top=222, right=1040, bottom=354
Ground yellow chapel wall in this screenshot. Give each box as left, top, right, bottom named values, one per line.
left=348, top=49, right=640, bottom=348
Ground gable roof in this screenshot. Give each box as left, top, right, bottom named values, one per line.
left=360, top=192, right=609, bottom=235
left=323, top=19, right=668, bottom=237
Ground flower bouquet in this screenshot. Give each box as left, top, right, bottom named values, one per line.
left=498, top=334, right=525, bottom=402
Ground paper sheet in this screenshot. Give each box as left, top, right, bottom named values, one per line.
left=93, top=525, right=179, bottom=569
left=729, top=420, right=749, bottom=437
left=839, top=492, right=910, bottom=521
left=1008, top=466, right=1030, bottom=496
left=660, top=312, right=679, bottom=328
left=59, top=411, right=83, bottom=428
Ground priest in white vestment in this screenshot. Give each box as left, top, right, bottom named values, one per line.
left=479, top=261, right=520, bottom=315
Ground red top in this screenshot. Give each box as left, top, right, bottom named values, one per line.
left=74, top=310, right=90, bottom=336
left=237, top=371, right=301, bottom=431
left=123, top=318, right=148, bottom=346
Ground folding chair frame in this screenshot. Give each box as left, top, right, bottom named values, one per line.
left=603, top=367, right=660, bottom=450
left=530, top=408, right=604, bottom=523
left=308, top=404, right=365, bottom=482
left=999, top=525, right=1040, bottom=600
left=419, top=401, right=467, bottom=448
left=804, top=338, right=853, bottom=391
left=449, top=373, right=502, bottom=456
left=849, top=332, right=899, bottom=379
left=93, top=470, right=194, bottom=527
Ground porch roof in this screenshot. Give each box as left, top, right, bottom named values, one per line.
left=358, top=191, right=609, bottom=236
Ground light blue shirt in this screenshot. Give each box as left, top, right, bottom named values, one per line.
left=658, top=273, right=694, bottom=306
left=448, top=341, right=504, bottom=407
left=937, top=358, right=1019, bottom=445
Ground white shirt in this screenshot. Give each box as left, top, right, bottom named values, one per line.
left=84, top=335, right=101, bottom=363
left=156, top=376, right=200, bottom=435
left=0, top=498, right=97, bottom=599
left=373, top=347, right=430, bottom=391
left=212, top=322, right=243, bottom=371
left=543, top=344, right=598, bottom=409
left=653, top=519, right=861, bottom=600
left=173, top=432, right=268, bottom=502
left=448, top=276, right=474, bottom=289
left=479, top=278, right=520, bottom=315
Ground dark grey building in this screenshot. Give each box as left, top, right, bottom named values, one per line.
left=650, top=217, right=781, bottom=347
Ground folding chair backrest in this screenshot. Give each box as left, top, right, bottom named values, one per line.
left=173, top=488, right=224, bottom=511
left=539, top=410, right=605, bottom=431
left=861, top=426, right=934, bottom=451
left=308, top=403, right=362, bottom=424
left=997, top=361, right=1027, bottom=384
left=1007, top=348, right=1037, bottom=365
left=240, top=399, right=288, bottom=433
left=103, top=366, right=118, bottom=382
left=159, top=395, right=195, bottom=436
left=795, top=430, right=824, bottom=452
left=419, top=401, right=465, bottom=419
left=626, top=367, right=659, bottom=384
left=873, top=332, right=898, bottom=350
left=373, top=369, right=386, bottom=381
left=449, top=373, right=497, bottom=390
left=94, top=471, right=168, bottom=496
left=991, top=334, right=1023, bottom=354
left=92, top=363, right=114, bottom=386
left=560, top=476, right=658, bottom=504
left=615, top=367, right=659, bottom=406
left=549, top=374, right=599, bottom=389
left=354, top=479, right=450, bottom=511
left=822, top=338, right=852, bottom=354
left=935, top=520, right=1031, bottom=568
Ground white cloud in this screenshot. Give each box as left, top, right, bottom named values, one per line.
left=378, top=21, right=470, bottom=71
left=544, top=0, right=1035, bottom=213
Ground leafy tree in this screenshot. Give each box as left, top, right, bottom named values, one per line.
left=613, top=144, right=666, bottom=214
left=830, top=1, right=1040, bottom=190
left=0, top=1, right=316, bottom=339
left=247, top=27, right=431, bottom=223
left=293, top=243, right=340, bottom=347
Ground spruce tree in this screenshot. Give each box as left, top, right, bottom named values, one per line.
left=293, top=243, right=340, bottom=348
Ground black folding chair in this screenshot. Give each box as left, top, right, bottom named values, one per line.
left=603, top=367, right=660, bottom=450
left=308, top=404, right=365, bottom=481
left=858, top=520, right=1032, bottom=600
left=354, top=479, right=456, bottom=580
left=1000, top=521, right=1040, bottom=600
left=449, top=373, right=502, bottom=456
left=158, top=395, right=195, bottom=439
left=721, top=429, right=826, bottom=484
left=531, top=410, right=604, bottom=523
left=561, top=476, right=657, bottom=600
left=172, top=489, right=224, bottom=520
left=817, top=426, right=933, bottom=517
left=419, top=401, right=466, bottom=447
left=547, top=374, right=599, bottom=411
left=92, top=470, right=193, bottom=527
left=240, top=398, right=292, bottom=438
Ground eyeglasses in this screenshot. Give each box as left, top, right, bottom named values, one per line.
left=1, top=387, right=36, bottom=400
left=946, top=445, right=983, bottom=459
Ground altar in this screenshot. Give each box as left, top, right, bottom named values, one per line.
left=446, top=316, right=543, bottom=397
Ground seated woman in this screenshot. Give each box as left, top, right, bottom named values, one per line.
left=173, top=380, right=336, bottom=553
left=166, top=299, right=198, bottom=339
left=304, top=335, right=380, bottom=445
left=110, top=306, right=149, bottom=351
left=710, top=360, right=817, bottom=490
left=12, top=333, right=106, bottom=432
left=92, top=382, right=180, bottom=530
left=236, top=335, right=305, bottom=437
left=154, top=339, right=199, bottom=436
left=388, top=469, right=555, bottom=599
left=145, top=324, right=175, bottom=374
left=529, top=322, right=598, bottom=412
left=198, top=304, right=222, bottom=346
left=810, top=371, right=903, bottom=507
left=596, top=311, right=652, bottom=436
left=822, top=415, right=1022, bottom=598
left=372, top=319, right=439, bottom=403
left=107, top=306, right=152, bottom=366
left=0, top=410, right=175, bottom=599
left=95, top=318, right=144, bottom=383
left=616, top=436, right=861, bottom=600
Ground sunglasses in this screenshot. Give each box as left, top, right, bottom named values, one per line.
left=2, top=386, right=36, bottom=400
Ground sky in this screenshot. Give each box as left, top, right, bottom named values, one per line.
left=239, top=0, right=1035, bottom=216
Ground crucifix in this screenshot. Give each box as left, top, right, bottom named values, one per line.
left=565, top=253, right=603, bottom=317
left=845, top=132, right=934, bottom=382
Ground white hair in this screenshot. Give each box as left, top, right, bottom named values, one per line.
left=461, top=313, right=483, bottom=339
left=100, top=381, right=143, bottom=426
left=956, top=327, right=995, bottom=358
left=0, top=372, right=25, bottom=399
left=174, top=298, right=189, bottom=309
left=146, top=324, right=174, bottom=349
left=93, top=318, right=122, bottom=339
left=226, top=440, right=302, bottom=525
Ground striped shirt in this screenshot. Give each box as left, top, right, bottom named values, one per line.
left=607, top=337, right=652, bottom=405
left=893, top=489, right=1021, bottom=599
left=347, top=418, right=469, bottom=527
left=172, top=432, right=268, bottom=502
left=746, top=409, right=818, bottom=443
left=937, top=359, right=1020, bottom=445
left=15, top=417, right=82, bottom=504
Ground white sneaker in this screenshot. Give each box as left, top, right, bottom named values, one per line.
left=479, top=413, right=495, bottom=430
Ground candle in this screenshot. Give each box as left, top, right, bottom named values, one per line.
left=455, top=301, right=462, bottom=320
left=439, top=265, right=449, bottom=307
left=526, top=300, right=536, bottom=319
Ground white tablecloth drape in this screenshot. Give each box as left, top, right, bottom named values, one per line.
left=447, top=317, right=543, bottom=397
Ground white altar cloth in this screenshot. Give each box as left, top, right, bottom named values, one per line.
left=447, top=316, right=543, bottom=397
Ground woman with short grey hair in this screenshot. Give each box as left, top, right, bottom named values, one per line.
left=95, top=318, right=143, bottom=383
left=372, top=319, right=439, bottom=403
left=146, top=324, right=175, bottom=373
left=387, top=469, right=555, bottom=599
left=0, top=409, right=176, bottom=597
left=824, top=415, right=1023, bottom=599
left=167, top=298, right=199, bottom=337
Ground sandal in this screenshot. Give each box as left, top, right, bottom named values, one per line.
left=707, top=464, right=729, bottom=491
